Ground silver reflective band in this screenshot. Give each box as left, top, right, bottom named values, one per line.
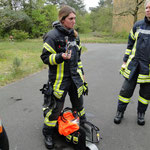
left=68, top=41, right=76, bottom=46
left=137, top=29, right=150, bottom=34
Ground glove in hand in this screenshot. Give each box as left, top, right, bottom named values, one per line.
left=83, top=82, right=88, bottom=95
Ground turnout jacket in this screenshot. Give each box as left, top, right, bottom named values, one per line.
left=41, top=21, right=84, bottom=99
left=121, top=17, right=150, bottom=83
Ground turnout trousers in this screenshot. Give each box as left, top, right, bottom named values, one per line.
left=117, top=74, right=150, bottom=113
left=42, top=78, right=86, bottom=136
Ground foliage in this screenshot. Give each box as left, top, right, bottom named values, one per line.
left=113, top=30, right=129, bottom=39
left=90, top=7, right=113, bottom=32
left=11, top=29, right=29, bottom=41
left=41, top=5, right=58, bottom=31
left=0, top=39, right=45, bottom=86
left=0, top=9, right=32, bottom=37
left=30, top=9, right=48, bottom=38
left=12, top=57, right=23, bottom=75
left=30, top=5, right=58, bottom=38
left=114, top=0, right=145, bottom=24
left=0, top=0, right=145, bottom=38
left=76, top=12, right=91, bottom=33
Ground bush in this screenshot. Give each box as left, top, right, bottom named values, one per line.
left=11, top=29, right=29, bottom=41
left=11, top=57, right=23, bottom=77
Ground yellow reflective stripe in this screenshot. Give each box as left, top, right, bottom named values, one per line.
left=49, top=54, right=57, bottom=65
left=53, top=62, right=64, bottom=99
left=138, top=74, right=150, bottom=83
left=138, top=74, right=150, bottom=79
left=79, top=108, right=85, bottom=117
left=138, top=96, right=150, bottom=105
left=76, top=41, right=82, bottom=50
left=135, top=31, right=139, bottom=39
left=43, top=42, right=56, bottom=54
left=78, top=61, right=83, bottom=69
left=53, top=90, right=64, bottom=99
left=137, top=78, right=150, bottom=83
left=45, top=109, right=52, bottom=118
left=125, top=49, right=131, bottom=55
left=78, top=85, right=84, bottom=98
left=66, top=135, right=72, bottom=141
left=44, top=120, right=57, bottom=127
left=77, top=45, right=82, bottom=50
left=137, top=65, right=150, bottom=83
left=73, top=136, right=78, bottom=144
left=130, top=29, right=135, bottom=40
left=121, top=67, right=130, bottom=79
left=77, top=68, right=84, bottom=81
left=43, top=107, right=49, bottom=111
left=44, top=109, right=57, bottom=127
left=118, top=95, right=130, bottom=103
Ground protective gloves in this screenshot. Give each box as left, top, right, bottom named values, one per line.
left=83, top=82, right=88, bottom=95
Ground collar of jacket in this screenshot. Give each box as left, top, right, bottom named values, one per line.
left=144, top=16, right=150, bottom=24
left=52, top=21, right=74, bottom=36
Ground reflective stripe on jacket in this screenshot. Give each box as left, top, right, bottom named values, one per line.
left=121, top=17, right=150, bottom=83
left=41, top=21, right=84, bottom=99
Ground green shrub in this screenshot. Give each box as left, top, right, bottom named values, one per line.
left=11, top=29, right=29, bottom=41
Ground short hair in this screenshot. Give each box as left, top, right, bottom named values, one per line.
left=58, top=5, right=76, bottom=22
left=144, top=0, right=150, bottom=8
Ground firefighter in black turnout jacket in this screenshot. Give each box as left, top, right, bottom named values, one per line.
left=40, top=5, right=87, bottom=149
left=114, top=0, right=150, bottom=126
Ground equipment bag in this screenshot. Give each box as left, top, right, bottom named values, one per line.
left=80, top=121, right=100, bottom=143
left=57, top=107, right=79, bottom=136
left=57, top=107, right=100, bottom=150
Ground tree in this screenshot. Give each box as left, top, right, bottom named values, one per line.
left=75, top=12, right=91, bottom=33
left=114, top=0, right=145, bottom=24
left=98, top=0, right=113, bottom=7
left=90, top=0, right=113, bottom=32
left=46, top=0, right=86, bottom=13
left=0, top=9, right=32, bottom=36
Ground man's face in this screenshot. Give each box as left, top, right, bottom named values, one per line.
left=145, top=2, right=150, bottom=18
left=62, top=13, right=76, bottom=29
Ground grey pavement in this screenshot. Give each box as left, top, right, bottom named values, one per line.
left=0, top=43, right=150, bottom=150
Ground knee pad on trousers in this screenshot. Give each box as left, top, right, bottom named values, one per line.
left=42, top=124, right=54, bottom=136
left=119, top=87, right=133, bottom=98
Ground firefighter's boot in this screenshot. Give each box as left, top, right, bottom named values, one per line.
left=114, top=111, right=124, bottom=124
left=44, top=135, right=54, bottom=149
left=137, top=112, right=145, bottom=126
left=43, top=125, right=54, bottom=149
left=80, top=114, right=87, bottom=126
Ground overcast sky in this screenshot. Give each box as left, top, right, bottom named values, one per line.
left=84, top=0, right=99, bottom=11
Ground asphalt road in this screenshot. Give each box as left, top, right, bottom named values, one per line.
left=0, top=43, right=150, bottom=150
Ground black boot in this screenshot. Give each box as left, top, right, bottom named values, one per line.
left=137, top=112, right=145, bottom=126
left=80, top=114, right=87, bottom=126
left=44, top=135, right=54, bottom=149
left=42, top=124, right=54, bottom=149
left=114, top=111, right=124, bottom=124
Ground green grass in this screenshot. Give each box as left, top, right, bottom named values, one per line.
left=80, top=32, right=128, bottom=43
left=0, top=39, right=46, bottom=86
left=0, top=33, right=127, bottom=87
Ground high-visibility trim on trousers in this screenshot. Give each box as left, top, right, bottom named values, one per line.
left=118, top=95, right=130, bottom=103
left=138, top=96, right=150, bottom=105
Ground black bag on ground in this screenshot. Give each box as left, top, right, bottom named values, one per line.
left=58, top=107, right=100, bottom=150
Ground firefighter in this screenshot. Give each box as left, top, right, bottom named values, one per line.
left=40, top=5, right=88, bottom=149
left=114, top=0, right=150, bottom=126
